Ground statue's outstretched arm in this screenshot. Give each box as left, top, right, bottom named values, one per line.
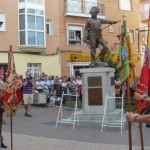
left=84, top=20, right=90, bottom=42
left=101, top=19, right=120, bottom=24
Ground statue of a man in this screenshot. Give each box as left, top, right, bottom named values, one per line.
left=84, top=6, right=119, bottom=67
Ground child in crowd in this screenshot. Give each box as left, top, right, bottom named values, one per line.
left=49, top=86, right=56, bottom=106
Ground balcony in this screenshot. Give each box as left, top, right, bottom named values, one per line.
left=19, top=46, right=46, bottom=53
left=140, top=10, right=149, bottom=22
left=64, top=0, right=105, bottom=19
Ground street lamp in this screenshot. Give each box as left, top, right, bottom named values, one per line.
left=0, top=21, right=3, bottom=27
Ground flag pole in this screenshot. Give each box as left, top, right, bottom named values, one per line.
left=127, top=78, right=132, bottom=150
left=121, top=17, right=132, bottom=149
left=132, top=62, right=144, bottom=150
left=132, top=59, right=144, bottom=150
left=9, top=45, right=13, bottom=150
left=127, top=36, right=144, bottom=150
left=10, top=113, right=13, bottom=150
left=133, top=63, right=144, bottom=150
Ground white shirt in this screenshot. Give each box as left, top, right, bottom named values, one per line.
left=76, top=79, right=82, bottom=85
left=36, top=81, right=43, bottom=89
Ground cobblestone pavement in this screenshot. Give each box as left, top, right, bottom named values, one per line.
left=1, top=106, right=150, bottom=150
left=3, top=132, right=150, bottom=150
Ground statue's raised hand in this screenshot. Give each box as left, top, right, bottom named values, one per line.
left=114, top=20, right=120, bottom=24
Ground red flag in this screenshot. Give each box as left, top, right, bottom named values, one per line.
left=135, top=53, right=149, bottom=114
left=4, top=46, right=22, bottom=115
left=135, top=8, right=150, bottom=114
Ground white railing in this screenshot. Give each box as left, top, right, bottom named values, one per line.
left=65, top=0, right=105, bottom=16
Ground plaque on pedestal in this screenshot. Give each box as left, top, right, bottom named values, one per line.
left=88, top=76, right=102, bottom=105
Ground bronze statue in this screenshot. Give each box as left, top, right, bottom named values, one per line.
left=84, top=6, right=119, bottom=67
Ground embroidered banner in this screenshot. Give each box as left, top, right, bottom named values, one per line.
left=4, top=46, right=22, bottom=115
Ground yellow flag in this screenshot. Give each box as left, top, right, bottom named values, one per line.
left=128, top=36, right=134, bottom=84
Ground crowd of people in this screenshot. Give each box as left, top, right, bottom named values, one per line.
left=16, top=71, right=83, bottom=113
left=0, top=71, right=80, bottom=148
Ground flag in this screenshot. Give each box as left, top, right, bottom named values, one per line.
left=127, top=36, right=134, bottom=84
left=135, top=9, right=150, bottom=114
left=117, top=15, right=130, bottom=85
left=3, top=46, right=22, bottom=115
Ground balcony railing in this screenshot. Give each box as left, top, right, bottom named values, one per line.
left=140, top=10, right=149, bottom=21
left=64, top=0, right=105, bottom=18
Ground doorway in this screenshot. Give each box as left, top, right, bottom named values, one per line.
left=73, top=65, right=89, bottom=77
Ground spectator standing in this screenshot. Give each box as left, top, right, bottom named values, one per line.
left=115, top=79, right=120, bottom=97
left=35, top=78, right=43, bottom=93
left=62, top=77, right=68, bottom=94
left=22, top=71, right=34, bottom=117
left=68, top=78, right=77, bottom=95
left=0, top=67, right=4, bottom=79
left=48, top=75, right=54, bottom=91
left=61, top=77, right=68, bottom=104
left=49, top=86, right=56, bottom=106
left=54, top=76, right=62, bottom=98
left=42, top=75, right=50, bottom=104
left=76, top=76, right=82, bottom=100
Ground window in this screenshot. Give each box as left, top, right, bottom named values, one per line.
left=46, top=19, right=53, bottom=35
left=85, top=0, right=98, bottom=14
left=27, top=63, right=41, bottom=77
left=142, top=3, right=150, bottom=20
left=119, top=0, right=132, bottom=11
left=0, top=13, right=6, bottom=31
left=128, top=29, right=134, bottom=43
left=68, top=26, right=82, bottom=45
left=67, top=0, right=82, bottom=13
left=19, top=1, right=45, bottom=46
left=143, top=3, right=149, bottom=12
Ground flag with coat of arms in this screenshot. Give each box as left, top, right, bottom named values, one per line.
left=3, top=45, right=22, bottom=115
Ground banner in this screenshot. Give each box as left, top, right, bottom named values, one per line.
left=135, top=10, right=150, bottom=114
left=4, top=46, right=22, bottom=115
left=117, top=15, right=130, bottom=85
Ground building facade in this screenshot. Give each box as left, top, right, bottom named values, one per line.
left=59, top=0, right=142, bottom=77
left=0, top=0, right=141, bottom=78
left=0, top=0, right=61, bottom=77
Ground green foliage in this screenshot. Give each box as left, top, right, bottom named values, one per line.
left=104, top=50, right=120, bottom=80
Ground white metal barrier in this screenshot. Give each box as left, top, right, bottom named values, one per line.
left=55, top=92, right=79, bottom=130
left=101, top=94, right=124, bottom=133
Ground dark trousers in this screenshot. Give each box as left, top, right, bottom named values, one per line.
left=0, top=110, right=4, bottom=144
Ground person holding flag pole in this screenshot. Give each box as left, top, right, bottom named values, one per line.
left=126, top=6, right=150, bottom=150
left=3, top=45, right=23, bottom=150
left=0, top=77, right=7, bottom=149
left=116, top=14, right=133, bottom=150
left=117, top=14, right=144, bottom=150
left=126, top=7, right=150, bottom=150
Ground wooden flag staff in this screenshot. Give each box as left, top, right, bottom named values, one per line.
left=127, top=36, right=144, bottom=150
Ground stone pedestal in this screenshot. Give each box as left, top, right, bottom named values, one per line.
left=80, top=67, right=115, bottom=114
left=63, top=67, right=125, bottom=127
